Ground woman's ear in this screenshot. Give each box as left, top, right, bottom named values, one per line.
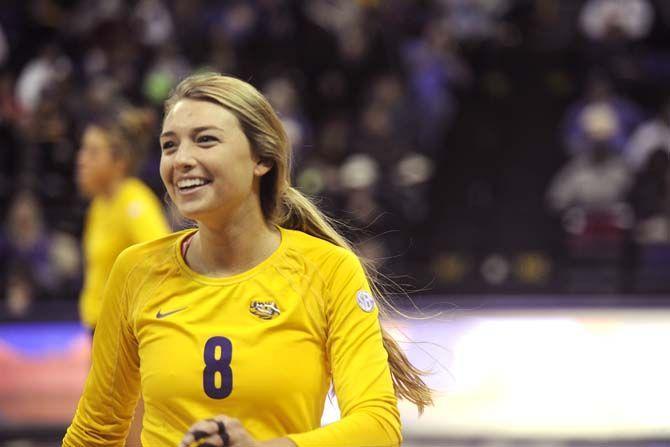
left=253, top=158, right=274, bottom=177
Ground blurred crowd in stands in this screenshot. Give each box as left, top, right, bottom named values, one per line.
left=2, top=0, right=670, bottom=317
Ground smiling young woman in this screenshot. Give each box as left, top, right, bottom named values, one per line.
left=63, top=73, right=432, bottom=447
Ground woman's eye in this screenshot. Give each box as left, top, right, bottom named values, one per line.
left=197, top=135, right=217, bottom=144
left=161, top=141, right=175, bottom=150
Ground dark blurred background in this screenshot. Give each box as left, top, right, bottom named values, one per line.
left=2, top=0, right=670, bottom=306
left=1, top=1, right=670, bottom=445
left=3, top=0, right=670, bottom=315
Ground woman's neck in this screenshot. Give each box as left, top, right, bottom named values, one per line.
left=187, top=205, right=280, bottom=277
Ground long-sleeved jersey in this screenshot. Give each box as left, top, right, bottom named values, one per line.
left=63, top=227, right=401, bottom=447
left=79, top=177, right=170, bottom=328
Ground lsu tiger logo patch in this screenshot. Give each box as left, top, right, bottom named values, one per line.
left=250, top=300, right=281, bottom=320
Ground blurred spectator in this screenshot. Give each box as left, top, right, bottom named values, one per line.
left=579, top=0, right=654, bottom=42
left=578, top=0, right=655, bottom=81
left=340, top=153, right=379, bottom=195
left=562, top=75, right=644, bottom=155
left=295, top=115, right=351, bottom=211
left=547, top=140, right=632, bottom=214
left=170, top=0, right=209, bottom=65
left=354, top=73, right=411, bottom=166
left=67, top=0, right=126, bottom=36
left=625, top=99, right=670, bottom=171
left=442, top=0, right=513, bottom=43
left=206, top=25, right=237, bottom=74
left=19, top=79, right=78, bottom=215
left=0, top=191, right=78, bottom=308
left=304, top=1, right=362, bottom=49
left=1, top=192, right=54, bottom=293
left=0, top=71, right=23, bottom=126
left=4, top=264, right=33, bottom=318
left=314, top=115, right=351, bottom=166
left=628, top=147, right=670, bottom=243
left=522, top=0, right=580, bottom=51
left=133, top=0, right=174, bottom=48
left=403, top=20, right=471, bottom=155
left=547, top=139, right=633, bottom=276
left=15, top=43, right=72, bottom=114
left=78, top=76, right=123, bottom=121
left=263, top=76, right=311, bottom=161
left=0, top=22, right=8, bottom=66
left=0, top=74, right=21, bottom=215
left=214, top=1, right=258, bottom=45
left=339, top=153, right=388, bottom=265
left=142, top=41, right=192, bottom=105
left=391, top=152, right=435, bottom=224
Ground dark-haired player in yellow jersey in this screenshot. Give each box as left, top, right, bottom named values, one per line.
left=76, top=106, right=170, bottom=446
left=63, top=74, right=432, bottom=447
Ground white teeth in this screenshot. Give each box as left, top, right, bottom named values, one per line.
left=177, top=178, right=207, bottom=188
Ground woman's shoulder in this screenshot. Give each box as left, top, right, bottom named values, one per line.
left=114, top=229, right=189, bottom=272
left=281, top=227, right=360, bottom=271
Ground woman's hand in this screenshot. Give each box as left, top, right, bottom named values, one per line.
left=178, top=415, right=258, bottom=447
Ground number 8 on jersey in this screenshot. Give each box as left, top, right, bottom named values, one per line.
left=203, top=336, right=233, bottom=399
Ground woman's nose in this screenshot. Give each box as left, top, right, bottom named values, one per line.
left=174, top=142, right=197, bottom=168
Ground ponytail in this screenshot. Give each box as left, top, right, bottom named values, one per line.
left=278, top=187, right=434, bottom=413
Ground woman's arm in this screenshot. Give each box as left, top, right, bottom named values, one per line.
left=286, top=249, right=401, bottom=447
left=62, top=249, right=142, bottom=447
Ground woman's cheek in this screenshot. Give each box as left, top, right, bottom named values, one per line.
left=159, top=159, right=171, bottom=192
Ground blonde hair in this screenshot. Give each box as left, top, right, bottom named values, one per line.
left=165, top=73, right=433, bottom=412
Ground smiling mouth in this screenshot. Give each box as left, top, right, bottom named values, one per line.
left=176, top=178, right=212, bottom=193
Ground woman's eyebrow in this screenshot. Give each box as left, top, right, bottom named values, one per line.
left=192, top=125, right=224, bottom=132
left=160, top=126, right=224, bottom=139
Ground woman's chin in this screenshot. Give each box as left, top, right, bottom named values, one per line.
left=174, top=202, right=211, bottom=222
left=177, top=208, right=202, bottom=221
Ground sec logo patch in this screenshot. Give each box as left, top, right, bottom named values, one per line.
left=356, top=290, right=375, bottom=313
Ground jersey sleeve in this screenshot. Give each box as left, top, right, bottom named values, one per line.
left=63, top=249, right=141, bottom=447
left=287, top=249, right=401, bottom=447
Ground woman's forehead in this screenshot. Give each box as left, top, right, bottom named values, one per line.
left=162, top=99, right=238, bottom=133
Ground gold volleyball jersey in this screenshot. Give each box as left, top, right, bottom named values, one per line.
left=63, top=227, right=401, bottom=447
left=80, top=177, right=170, bottom=328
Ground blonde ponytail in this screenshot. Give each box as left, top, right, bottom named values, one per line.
left=165, top=72, right=433, bottom=413
left=278, top=187, right=434, bottom=413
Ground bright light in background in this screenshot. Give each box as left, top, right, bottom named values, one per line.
left=2, top=311, right=670, bottom=442
left=394, top=309, right=670, bottom=440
